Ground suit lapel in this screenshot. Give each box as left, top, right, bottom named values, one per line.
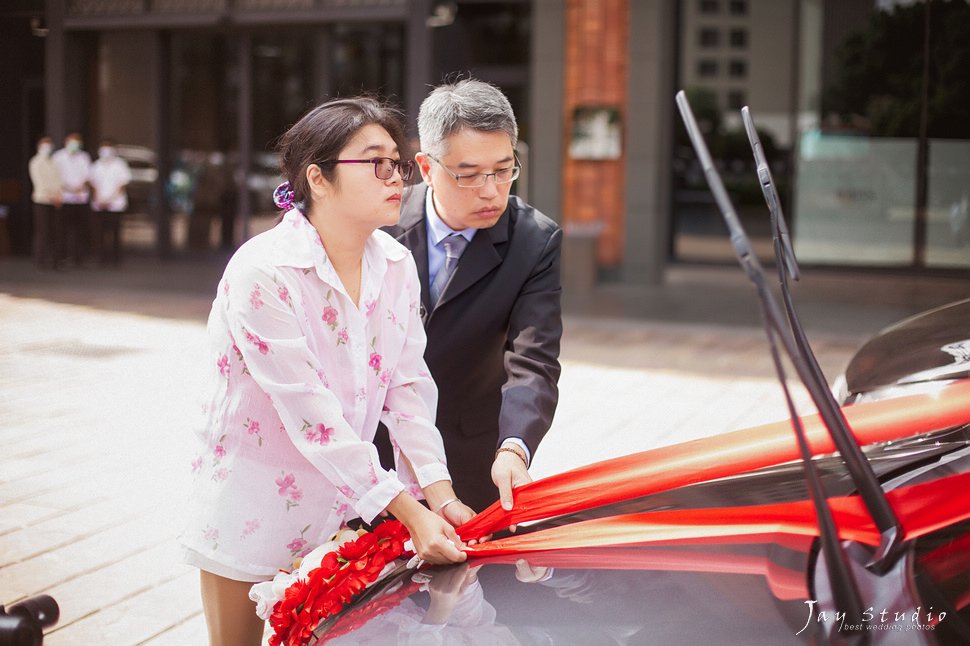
left=396, top=186, right=433, bottom=317
left=394, top=186, right=512, bottom=316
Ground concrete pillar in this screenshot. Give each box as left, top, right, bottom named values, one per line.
left=237, top=32, right=253, bottom=245
left=529, top=0, right=565, bottom=223
left=405, top=0, right=432, bottom=138
left=624, top=0, right=677, bottom=285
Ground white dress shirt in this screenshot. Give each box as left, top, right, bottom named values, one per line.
left=90, top=155, right=132, bottom=212
left=28, top=153, right=63, bottom=205
left=52, top=149, right=92, bottom=204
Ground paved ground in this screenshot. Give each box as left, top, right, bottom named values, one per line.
left=1, top=254, right=967, bottom=644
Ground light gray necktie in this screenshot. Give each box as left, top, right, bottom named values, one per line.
left=430, top=234, right=469, bottom=306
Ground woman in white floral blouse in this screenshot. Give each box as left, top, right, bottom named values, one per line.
left=179, top=97, right=476, bottom=646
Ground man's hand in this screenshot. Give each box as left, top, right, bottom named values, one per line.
left=491, top=445, right=532, bottom=513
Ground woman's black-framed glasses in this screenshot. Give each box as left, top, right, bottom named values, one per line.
left=321, top=157, right=414, bottom=182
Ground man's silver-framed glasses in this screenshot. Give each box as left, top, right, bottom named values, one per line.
left=426, top=153, right=521, bottom=188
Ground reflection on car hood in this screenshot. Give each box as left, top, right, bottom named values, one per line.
left=844, top=299, right=970, bottom=399
left=311, top=427, right=970, bottom=645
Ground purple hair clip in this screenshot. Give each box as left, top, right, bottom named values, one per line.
left=273, top=181, right=296, bottom=211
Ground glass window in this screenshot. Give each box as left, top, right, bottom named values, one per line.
left=674, top=0, right=797, bottom=265
left=729, top=28, right=747, bottom=48
left=794, top=0, right=970, bottom=268
left=699, top=28, right=720, bottom=48
left=699, top=0, right=719, bottom=14
left=729, top=0, right=747, bottom=16
left=697, top=60, right=719, bottom=77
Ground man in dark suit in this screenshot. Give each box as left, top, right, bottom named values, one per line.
left=379, top=79, right=562, bottom=514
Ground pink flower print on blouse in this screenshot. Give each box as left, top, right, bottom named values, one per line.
left=244, top=418, right=263, bottom=446
left=212, top=435, right=227, bottom=465
left=379, top=369, right=393, bottom=388
left=216, top=353, right=229, bottom=378
left=212, top=467, right=229, bottom=482
left=336, top=328, right=349, bottom=346
left=337, top=485, right=354, bottom=500
left=244, top=329, right=270, bottom=355
left=322, top=289, right=339, bottom=330
left=364, top=299, right=377, bottom=318
left=276, top=472, right=303, bottom=510
left=300, top=419, right=334, bottom=446
left=222, top=279, right=230, bottom=296
left=277, top=285, right=291, bottom=307
left=230, top=341, right=250, bottom=375
left=368, top=337, right=383, bottom=375
left=333, top=501, right=349, bottom=517
left=190, top=455, right=203, bottom=473
left=203, top=526, right=219, bottom=551
left=241, top=518, right=261, bottom=540
left=387, top=309, right=405, bottom=332
left=249, top=284, right=264, bottom=310
left=287, top=524, right=312, bottom=557
left=369, top=352, right=382, bottom=372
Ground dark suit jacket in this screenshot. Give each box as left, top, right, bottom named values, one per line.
left=378, top=184, right=563, bottom=511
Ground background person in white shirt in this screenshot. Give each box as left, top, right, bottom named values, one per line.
left=52, top=132, right=92, bottom=267
left=27, top=135, right=63, bottom=268
left=90, top=139, right=132, bottom=266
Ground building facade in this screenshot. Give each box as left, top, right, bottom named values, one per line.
left=2, top=0, right=967, bottom=281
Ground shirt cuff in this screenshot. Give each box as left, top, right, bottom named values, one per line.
left=354, top=475, right=406, bottom=524
left=413, top=462, right=452, bottom=489
left=501, top=438, right=531, bottom=467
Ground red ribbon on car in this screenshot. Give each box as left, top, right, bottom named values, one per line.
left=457, top=379, right=970, bottom=553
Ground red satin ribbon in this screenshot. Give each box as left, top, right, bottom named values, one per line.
left=458, top=379, right=970, bottom=542
left=464, top=470, right=970, bottom=556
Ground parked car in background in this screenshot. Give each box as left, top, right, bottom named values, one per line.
left=114, top=144, right=158, bottom=216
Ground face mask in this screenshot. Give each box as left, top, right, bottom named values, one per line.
left=38, top=143, right=53, bottom=156
left=99, top=147, right=114, bottom=159
left=66, top=140, right=81, bottom=153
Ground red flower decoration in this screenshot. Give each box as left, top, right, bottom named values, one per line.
left=267, top=520, right=412, bottom=646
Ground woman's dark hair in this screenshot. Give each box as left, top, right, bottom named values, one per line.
left=277, top=96, right=409, bottom=206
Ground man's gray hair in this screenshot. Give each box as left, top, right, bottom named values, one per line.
left=418, top=79, right=518, bottom=156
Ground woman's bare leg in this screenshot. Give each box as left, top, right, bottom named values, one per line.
left=199, top=570, right=266, bottom=646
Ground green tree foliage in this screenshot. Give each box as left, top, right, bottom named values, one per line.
left=825, top=0, right=970, bottom=138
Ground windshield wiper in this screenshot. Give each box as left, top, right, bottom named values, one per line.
left=741, top=106, right=904, bottom=573
left=675, top=90, right=867, bottom=640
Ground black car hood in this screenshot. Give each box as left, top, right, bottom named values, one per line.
left=311, top=427, right=970, bottom=645
left=844, top=298, right=970, bottom=397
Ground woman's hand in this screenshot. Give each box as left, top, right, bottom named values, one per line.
left=419, top=562, right=483, bottom=624
left=386, top=492, right=466, bottom=565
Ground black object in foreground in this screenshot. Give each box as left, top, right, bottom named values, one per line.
left=740, top=105, right=905, bottom=573
left=0, top=595, right=60, bottom=646
left=675, top=89, right=868, bottom=641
